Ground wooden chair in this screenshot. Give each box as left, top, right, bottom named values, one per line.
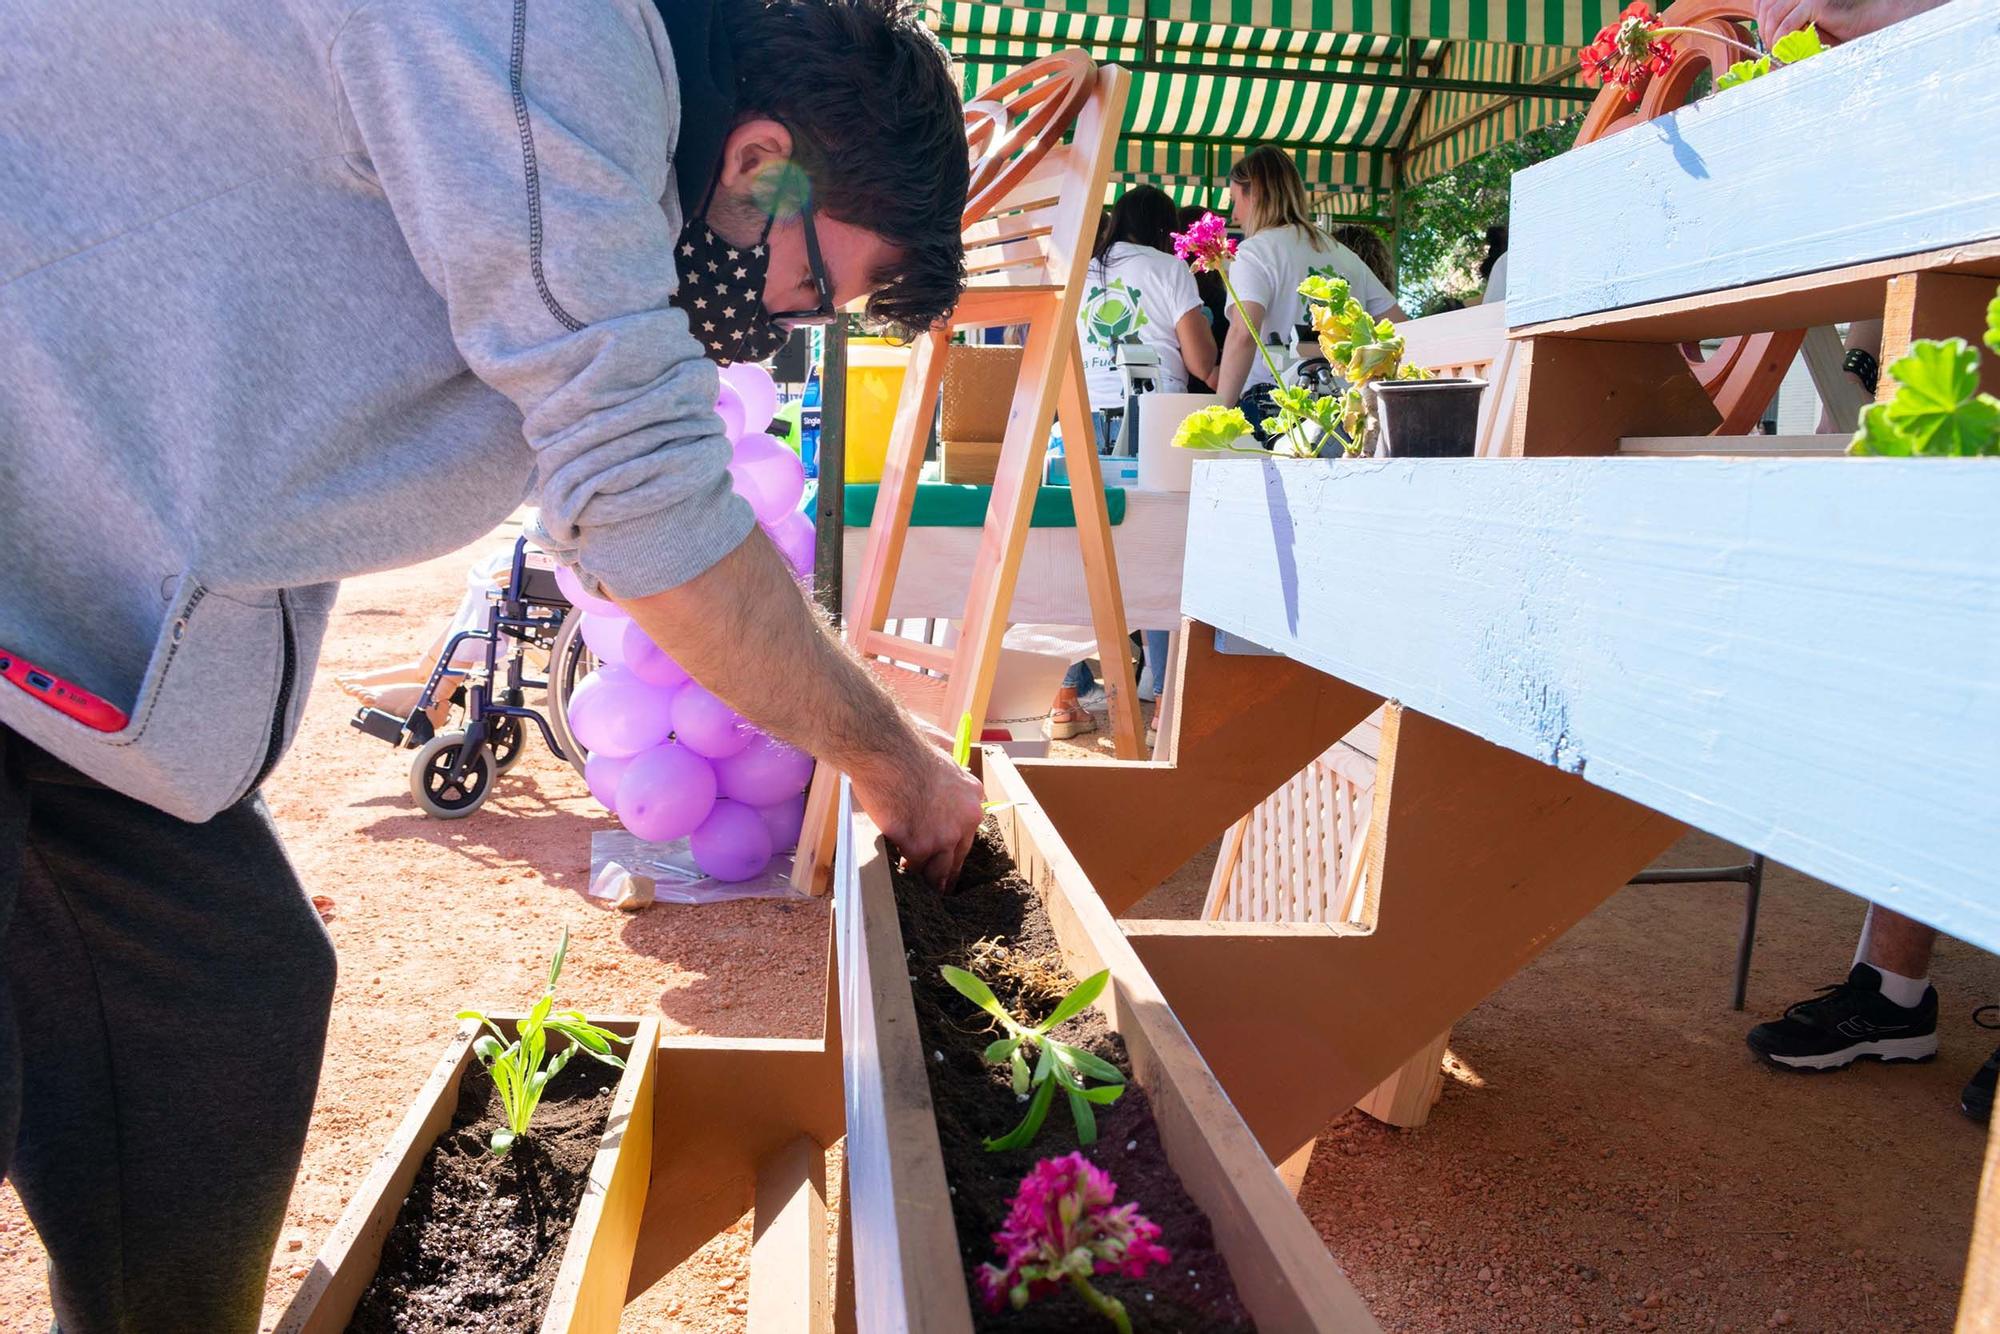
left=792, top=53, right=1138, bottom=890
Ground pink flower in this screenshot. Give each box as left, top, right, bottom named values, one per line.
left=1171, top=212, right=1236, bottom=275
left=975, top=1152, right=1172, bottom=1322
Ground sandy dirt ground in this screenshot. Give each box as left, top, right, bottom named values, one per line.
left=2, top=522, right=1993, bottom=1333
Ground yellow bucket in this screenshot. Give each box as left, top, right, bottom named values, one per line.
left=841, top=338, right=910, bottom=483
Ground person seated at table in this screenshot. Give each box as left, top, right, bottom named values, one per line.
left=1739, top=0, right=1993, bottom=1123
left=1179, top=203, right=1232, bottom=391
left=1051, top=187, right=1218, bottom=738
left=1330, top=224, right=1397, bottom=297
left=1211, top=146, right=1406, bottom=439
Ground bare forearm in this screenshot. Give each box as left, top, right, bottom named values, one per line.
left=613, top=529, right=916, bottom=775
left=1215, top=322, right=1258, bottom=404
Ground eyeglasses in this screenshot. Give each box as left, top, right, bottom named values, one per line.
left=766, top=197, right=837, bottom=328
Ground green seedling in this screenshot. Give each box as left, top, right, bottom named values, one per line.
left=941, top=965, right=1125, bottom=1151
left=954, top=711, right=1013, bottom=814
left=456, top=928, right=631, bottom=1155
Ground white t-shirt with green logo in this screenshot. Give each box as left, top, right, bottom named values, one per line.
left=1075, top=242, right=1204, bottom=411
left=1230, top=224, right=1395, bottom=390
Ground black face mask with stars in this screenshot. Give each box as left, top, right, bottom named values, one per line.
left=670, top=205, right=792, bottom=367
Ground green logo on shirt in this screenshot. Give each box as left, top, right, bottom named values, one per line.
left=1082, top=279, right=1148, bottom=350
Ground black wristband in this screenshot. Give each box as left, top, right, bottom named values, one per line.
left=1843, top=348, right=1880, bottom=396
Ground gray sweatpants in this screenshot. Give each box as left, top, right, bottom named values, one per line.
left=0, top=729, right=337, bottom=1333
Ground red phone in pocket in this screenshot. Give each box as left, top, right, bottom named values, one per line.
left=0, top=650, right=130, bottom=732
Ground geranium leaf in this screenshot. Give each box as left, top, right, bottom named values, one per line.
left=1173, top=404, right=1256, bottom=452
left=1880, top=339, right=2000, bottom=455
left=1849, top=402, right=1914, bottom=456
left=1985, top=290, right=2000, bottom=358
left=1716, top=57, right=1767, bottom=89
left=1771, top=24, right=1823, bottom=64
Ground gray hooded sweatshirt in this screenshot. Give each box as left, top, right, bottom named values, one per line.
left=0, top=0, right=755, bottom=820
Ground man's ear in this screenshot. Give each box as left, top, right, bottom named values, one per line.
left=717, top=117, right=796, bottom=192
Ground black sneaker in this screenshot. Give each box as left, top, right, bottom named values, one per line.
left=1746, top=963, right=1939, bottom=1071
left=1962, top=1007, right=1999, bottom=1124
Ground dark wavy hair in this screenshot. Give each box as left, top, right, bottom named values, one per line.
left=1092, top=184, right=1180, bottom=268
left=722, top=0, right=969, bottom=337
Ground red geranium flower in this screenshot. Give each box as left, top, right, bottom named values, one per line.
left=1582, top=1, right=1680, bottom=104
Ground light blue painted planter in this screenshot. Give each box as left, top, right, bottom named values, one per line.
left=1181, top=455, right=2000, bottom=951
left=1508, top=0, right=2000, bottom=329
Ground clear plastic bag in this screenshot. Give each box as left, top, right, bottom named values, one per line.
left=587, top=829, right=811, bottom=909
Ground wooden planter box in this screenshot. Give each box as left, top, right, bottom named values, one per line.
left=835, top=752, right=1378, bottom=1332
left=277, top=1014, right=660, bottom=1334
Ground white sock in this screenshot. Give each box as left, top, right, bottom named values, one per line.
left=1870, top=965, right=1931, bottom=1009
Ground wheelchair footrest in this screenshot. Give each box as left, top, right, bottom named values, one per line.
left=350, top=707, right=407, bottom=745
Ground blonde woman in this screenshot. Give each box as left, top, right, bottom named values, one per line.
left=1213, top=146, right=1406, bottom=435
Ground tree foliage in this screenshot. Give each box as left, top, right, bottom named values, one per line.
left=1394, top=116, right=1583, bottom=316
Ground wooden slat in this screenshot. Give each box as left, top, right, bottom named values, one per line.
left=1511, top=336, right=1720, bottom=455
left=1618, top=434, right=1848, bottom=455
left=983, top=757, right=1382, bottom=1332
left=854, top=630, right=954, bottom=674
left=1881, top=270, right=2000, bottom=401
left=1125, top=706, right=1682, bottom=1163
left=1052, top=332, right=1145, bottom=757
left=1959, top=1119, right=2000, bottom=1332
left=1013, top=616, right=1382, bottom=916
left=749, top=1136, right=831, bottom=1334
left=275, top=1027, right=478, bottom=1333
left=938, top=65, right=1132, bottom=750
left=627, top=922, right=844, bottom=1292
left=836, top=781, right=978, bottom=1334
left=1183, top=459, right=2000, bottom=947
left=542, top=1017, right=662, bottom=1334
left=279, top=1017, right=656, bottom=1334
left=1508, top=0, right=2000, bottom=327
left=1510, top=238, right=2000, bottom=344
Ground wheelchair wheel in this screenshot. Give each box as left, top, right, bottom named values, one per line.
left=545, top=611, right=596, bottom=778
left=410, top=731, right=496, bottom=819
left=488, top=715, right=527, bottom=774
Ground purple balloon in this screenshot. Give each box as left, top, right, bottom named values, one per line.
left=669, top=682, right=752, bottom=759
left=730, top=432, right=807, bottom=526
left=553, top=563, right=621, bottom=618
left=620, top=622, right=691, bottom=690
left=756, top=793, right=807, bottom=853
left=690, top=799, right=774, bottom=881
left=714, top=735, right=814, bottom=806
left=714, top=381, right=747, bottom=443
left=578, top=611, right=631, bottom=667
left=616, top=742, right=718, bottom=844
left=565, top=666, right=675, bottom=759
left=720, top=362, right=778, bottom=435
left=767, top=508, right=815, bottom=580
left=583, top=750, right=633, bottom=811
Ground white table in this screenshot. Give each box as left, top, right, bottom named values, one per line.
left=838, top=488, right=1189, bottom=631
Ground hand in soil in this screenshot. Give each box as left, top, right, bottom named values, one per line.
left=851, top=721, right=983, bottom=891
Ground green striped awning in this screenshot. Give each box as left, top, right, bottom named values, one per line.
left=931, top=0, right=1595, bottom=217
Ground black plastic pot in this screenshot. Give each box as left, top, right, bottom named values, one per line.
left=1365, top=378, right=1487, bottom=458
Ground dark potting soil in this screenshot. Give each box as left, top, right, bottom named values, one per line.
left=890, top=821, right=1255, bottom=1332
left=345, top=1056, right=620, bottom=1333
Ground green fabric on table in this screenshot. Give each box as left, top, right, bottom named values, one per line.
left=842, top=482, right=1125, bottom=529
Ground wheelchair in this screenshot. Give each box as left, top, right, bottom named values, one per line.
left=349, top=536, right=596, bottom=819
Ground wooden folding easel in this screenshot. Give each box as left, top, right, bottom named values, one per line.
left=793, top=52, right=1139, bottom=890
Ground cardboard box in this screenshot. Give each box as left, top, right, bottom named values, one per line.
left=941, top=345, right=1022, bottom=442
left=940, top=438, right=1004, bottom=485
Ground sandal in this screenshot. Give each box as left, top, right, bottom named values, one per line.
left=1047, top=705, right=1098, bottom=740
